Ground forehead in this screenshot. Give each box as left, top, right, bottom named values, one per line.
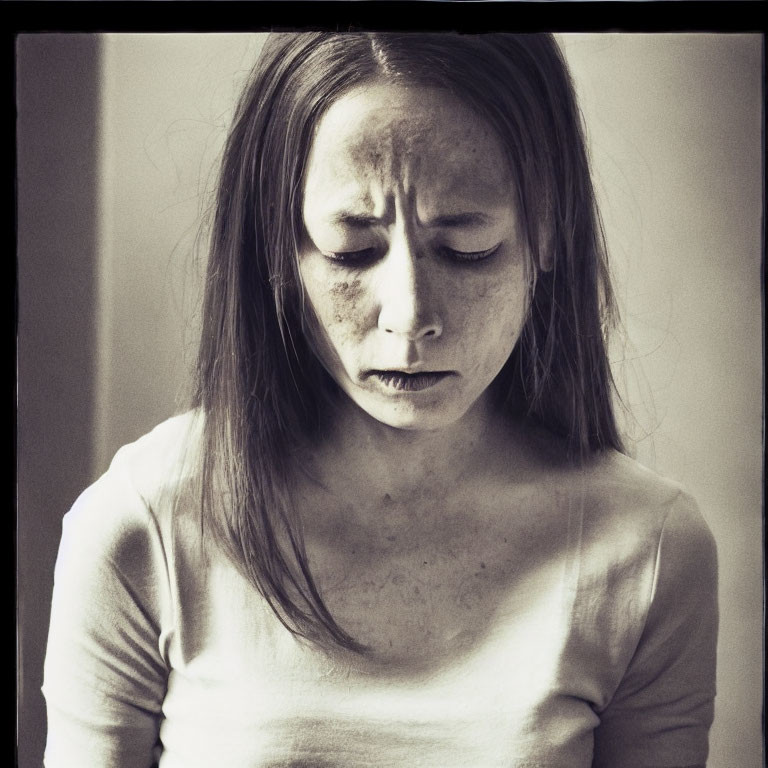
left=303, top=83, right=514, bottom=214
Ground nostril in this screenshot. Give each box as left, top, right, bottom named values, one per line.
left=383, top=326, right=438, bottom=338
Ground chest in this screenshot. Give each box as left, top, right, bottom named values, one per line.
left=301, top=492, right=574, bottom=666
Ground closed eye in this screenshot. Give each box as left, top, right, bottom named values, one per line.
left=320, top=244, right=500, bottom=265
left=320, top=248, right=378, bottom=265
left=439, top=244, right=501, bottom=263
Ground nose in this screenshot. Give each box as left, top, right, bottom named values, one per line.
left=376, top=238, right=443, bottom=341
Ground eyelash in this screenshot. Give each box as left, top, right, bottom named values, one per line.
left=441, top=245, right=500, bottom=263
left=321, top=248, right=378, bottom=265
left=321, top=245, right=500, bottom=265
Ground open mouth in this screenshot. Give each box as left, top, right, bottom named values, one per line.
left=368, top=370, right=453, bottom=392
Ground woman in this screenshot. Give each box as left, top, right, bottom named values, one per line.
left=43, top=32, right=718, bottom=767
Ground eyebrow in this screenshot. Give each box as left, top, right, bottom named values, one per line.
left=326, top=211, right=495, bottom=229
left=328, top=212, right=384, bottom=228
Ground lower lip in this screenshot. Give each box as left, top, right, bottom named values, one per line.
left=370, top=371, right=452, bottom=392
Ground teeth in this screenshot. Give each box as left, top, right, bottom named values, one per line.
left=373, top=371, right=446, bottom=391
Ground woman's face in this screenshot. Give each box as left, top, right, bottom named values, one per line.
left=298, top=82, right=530, bottom=432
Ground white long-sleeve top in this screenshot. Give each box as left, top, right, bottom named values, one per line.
left=43, top=412, right=718, bottom=767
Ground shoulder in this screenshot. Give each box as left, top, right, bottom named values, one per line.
left=563, top=451, right=718, bottom=642
left=577, top=450, right=712, bottom=551
left=516, top=421, right=709, bottom=538
left=489, top=424, right=714, bottom=564
left=584, top=450, right=684, bottom=512
left=512, top=421, right=688, bottom=522
left=58, top=410, right=203, bottom=580
left=105, top=409, right=203, bottom=503
left=519, top=447, right=718, bottom=606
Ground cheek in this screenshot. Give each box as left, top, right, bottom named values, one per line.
left=449, top=270, right=529, bottom=367
left=327, top=278, right=365, bottom=327
left=457, top=272, right=528, bottom=334
left=303, top=270, right=370, bottom=355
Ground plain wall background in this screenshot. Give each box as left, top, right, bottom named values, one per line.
left=17, top=33, right=763, bottom=768
left=17, top=35, right=102, bottom=765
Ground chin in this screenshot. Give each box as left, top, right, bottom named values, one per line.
left=351, top=391, right=471, bottom=433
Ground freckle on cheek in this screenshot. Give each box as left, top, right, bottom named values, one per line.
left=328, top=279, right=363, bottom=325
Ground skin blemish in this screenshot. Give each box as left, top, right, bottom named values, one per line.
left=328, top=278, right=363, bottom=325
left=329, top=279, right=362, bottom=298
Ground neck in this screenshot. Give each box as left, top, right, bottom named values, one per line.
left=306, top=391, right=514, bottom=500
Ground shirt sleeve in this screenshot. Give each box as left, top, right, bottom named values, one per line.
left=592, top=490, right=719, bottom=768
left=42, top=462, right=171, bottom=768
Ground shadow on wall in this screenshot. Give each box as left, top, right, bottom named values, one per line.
left=17, top=35, right=101, bottom=768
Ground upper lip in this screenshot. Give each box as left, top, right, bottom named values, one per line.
left=365, top=369, right=453, bottom=377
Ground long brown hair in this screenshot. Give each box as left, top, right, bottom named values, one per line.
left=193, top=32, right=623, bottom=653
